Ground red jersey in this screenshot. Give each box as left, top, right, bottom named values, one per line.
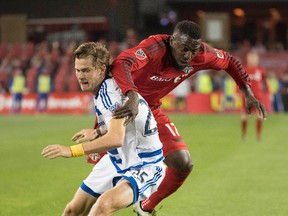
left=244, top=66, right=270, bottom=99
left=111, top=34, right=250, bottom=108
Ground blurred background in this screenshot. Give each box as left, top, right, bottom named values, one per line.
left=1, top=1, right=288, bottom=215
left=0, top=0, right=288, bottom=115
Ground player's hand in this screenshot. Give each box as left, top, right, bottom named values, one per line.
left=41, top=144, right=72, bottom=159
left=245, top=94, right=267, bottom=120
left=241, top=84, right=267, bottom=120
left=71, top=128, right=107, bottom=143
left=113, top=91, right=139, bottom=125
left=71, top=129, right=97, bottom=143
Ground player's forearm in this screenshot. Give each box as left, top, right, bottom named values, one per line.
left=82, top=133, right=123, bottom=154
left=69, top=133, right=124, bottom=157
left=240, top=84, right=255, bottom=97
left=126, top=90, right=139, bottom=103
left=70, top=120, right=125, bottom=157
left=82, top=118, right=125, bottom=154
left=226, top=55, right=250, bottom=87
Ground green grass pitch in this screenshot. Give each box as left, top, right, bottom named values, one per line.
left=1, top=113, right=288, bottom=216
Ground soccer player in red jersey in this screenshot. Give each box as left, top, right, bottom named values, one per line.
left=241, top=51, right=270, bottom=141
left=92, top=20, right=266, bottom=215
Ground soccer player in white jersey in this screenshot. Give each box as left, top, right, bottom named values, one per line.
left=41, top=42, right=165, bottom=216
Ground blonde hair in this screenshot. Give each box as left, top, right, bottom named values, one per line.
left=74, top=42, right=110, bottom=68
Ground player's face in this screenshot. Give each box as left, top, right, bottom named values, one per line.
left=170, top=33, right=201, bottom=70
left=246, top=52, right=259, bottom=67
left=75, top=57, right=106, bottom=94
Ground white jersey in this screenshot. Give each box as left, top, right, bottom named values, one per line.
left=93, top=77, right=164, bottom=173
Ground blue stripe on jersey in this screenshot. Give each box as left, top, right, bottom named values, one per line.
left=138, top=149, right=163, bottom=158
left=110, top=155, right=165, bottom=174
left=80, top=182, right=101, bottom=198
left=108, top=149, right=119, bottom=155
left=110, top=156, right=123, bottom=164
left=99, top=82, right=113, bottom=109
left=95, top=107, right=102, bottom=116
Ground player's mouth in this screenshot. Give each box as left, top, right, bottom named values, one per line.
left=178, top=59, right=189, bottom=67
left=79, top=81, right=89, bottom=88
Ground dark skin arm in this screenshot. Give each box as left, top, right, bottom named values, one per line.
left=241, top=84, right=267, bottom=119
left=113, top=90, right=139, bottom=125
left=113, top=85, right=267, bottom=123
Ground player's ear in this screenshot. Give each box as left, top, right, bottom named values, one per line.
left=99, top=64, right=107, bottom=75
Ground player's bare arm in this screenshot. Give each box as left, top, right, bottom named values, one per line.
left=71, top=128, right=107, bottom=144
left=241, top=84, right=267, bottom=120
left=113, top=90, right=139, bottom=125
left=82, top=118, right=126, bottom=154
left=42, top=118, right=125, bottom=159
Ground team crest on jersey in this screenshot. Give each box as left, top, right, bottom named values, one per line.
left=135, top=49, right=147, bottom=60
left=182, top=66, right=193, bottom=74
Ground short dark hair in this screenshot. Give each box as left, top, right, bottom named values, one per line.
left=74, top=42, right=110, bottom=68
left=174, top=20, right=201, bottom=40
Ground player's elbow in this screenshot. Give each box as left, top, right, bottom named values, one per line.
left=107, top=118, right=126, bottom=148
left=112, top=137, right=124, bottom=148
left=107, top=131, right=125, bottom=148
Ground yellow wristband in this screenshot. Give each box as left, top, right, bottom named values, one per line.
left=70, top=144, right=85, bottom=157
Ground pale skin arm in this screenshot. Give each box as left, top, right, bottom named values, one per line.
left=241, top=84, right=267, bottom=119
left=41, top=118, right=125, bottom=159
left=71, top=127, right=107, bottom=144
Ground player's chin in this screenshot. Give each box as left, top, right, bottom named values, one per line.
left=177, top=63, right=188, bottom=70
left=80, top=86, right=90, bottom=92
left=175, top=59, right=187, bottom=68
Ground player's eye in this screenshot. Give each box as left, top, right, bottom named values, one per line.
left=191, top=50, right=197, bottom=55
left=183, top=47, right=189, bottom=52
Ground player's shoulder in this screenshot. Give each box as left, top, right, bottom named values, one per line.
left=200, top=42, right=224, bottom=55
left=102, top=77, right=122, bottom=94
left=143, top=34, right=171, bottom=43
left=194, top=42, right=228, bottom=63
left=114, top=34, right=169, bottom=62
left=139, top=34, right=169, bottom=51
left=98, top=78, right=124, bottom=112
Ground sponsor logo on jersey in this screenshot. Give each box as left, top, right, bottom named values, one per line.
left=150, top=66, right=193, bottom=83
left=174, top=74, right=189, bottom=83
left=150, top=76, right=172, bottom=82
left=150, top=74, right=190, bottom=83
left=109, top=102, right=121, bottom=113
left=135, top=49, right=147, bottom=60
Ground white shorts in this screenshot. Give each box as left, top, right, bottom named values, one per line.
left=81, top=154, right=165, bottom=204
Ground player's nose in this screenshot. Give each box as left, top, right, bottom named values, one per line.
left=184, top=51, right=193, bottom=60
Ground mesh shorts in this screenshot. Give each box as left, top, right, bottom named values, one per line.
left=81, top=154, right=165, bottom=204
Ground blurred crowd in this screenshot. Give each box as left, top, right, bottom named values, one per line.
left=0, top=28, right=139, bottom=94
left=1, top=28, right=288, bottom=113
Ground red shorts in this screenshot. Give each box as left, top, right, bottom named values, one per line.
left=152, top=107, right=188, bottom=157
